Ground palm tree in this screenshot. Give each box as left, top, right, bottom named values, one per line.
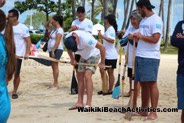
left=91, top=0, right=95, bottom=22
left=164, top=0, right=172, bottom=52
left=126, top=0, right=135, bottom=29
left=72, top=0, right=76, bottom=20
left=58, top=0, right=62, bottom=15
left=122, top=0, right=130, bottom=29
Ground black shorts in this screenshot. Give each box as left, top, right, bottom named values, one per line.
left=127, top=67, right=132, bottom=77
left=105, top=59, right=117, bottom=69
left=75, top=54, right=81, bottom=69
left=15, top=59, right=22, bottom=75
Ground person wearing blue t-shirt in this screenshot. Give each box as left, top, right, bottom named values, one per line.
left=0, top=9, right=16, bottom=123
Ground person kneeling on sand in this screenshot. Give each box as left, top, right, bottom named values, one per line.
left=64, top=30, right=105, bottom=109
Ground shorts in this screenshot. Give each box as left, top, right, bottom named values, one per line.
left=134, top=56, right=160, bottom=82
left=105, top=59, right=117, bottom=69
left=15, top=59, right=22, bottom=75
left=49, top=49, right=63, bottom=60
left=78, top=55, right=100, bottom=74
left=127, top=67, right=132, bottom=77
left=75, top=54, right=81, bottom=69
left=177, top=74, right=184, bottom=109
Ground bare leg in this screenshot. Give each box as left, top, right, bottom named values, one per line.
left=51, top=62, right=59, bottom=87
left=147, top=82, right=159, bottom=120
left=140, top=82, right=150, bottom=116
left=76, top=71, right=85, bottom=106
left=107, top=68, right=114, bottom=92
left=182, top=110, right=184, bottom=123
left=12, top=74, right=20, bottom=94
left=133, top=81, right=138, bottom=108
left=137, top=82, right=141, bottom=97
left=84, top=70, right=93, bottom=106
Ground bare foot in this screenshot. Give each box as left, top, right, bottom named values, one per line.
left=144, top=113, right=158, bottom=121
left=48, top=84, right=59, bottom=89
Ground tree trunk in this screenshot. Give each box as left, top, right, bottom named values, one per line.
left=161, top=0, right=165, bottom=43
left=72, top=0, right=76, bottom=20
left=91, top=0, right=95, bottom=22
left=122, top=0, right=130, bottom=29
left=113, top=0, right=118, bottom=16
left=126, top=0, right=135, bottom=29
left=164, top=0, right=172, bottom=52
left=82, top=0, right=86, bottom=6
left=58, top=0, right=62, bottom=15
left=103, top=0, right=108, bottom=30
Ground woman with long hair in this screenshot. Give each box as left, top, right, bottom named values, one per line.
left=0, top=9, right=16, bottom=123
left=98, top=14, right=118, bottom=95
left=44, top=15, right=64, bottom=88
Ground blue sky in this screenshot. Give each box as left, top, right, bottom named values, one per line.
left=1, top=0, right=183, bottom=33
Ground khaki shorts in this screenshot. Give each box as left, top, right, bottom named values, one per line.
left=78, top=54, right=100, bottom=74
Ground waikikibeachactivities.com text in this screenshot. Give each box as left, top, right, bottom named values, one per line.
left=78, top=107, right=178, bottom=113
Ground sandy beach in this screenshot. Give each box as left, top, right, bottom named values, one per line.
left=7, top=52, right=181, bottom=123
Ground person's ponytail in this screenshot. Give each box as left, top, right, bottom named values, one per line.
left=4, top=16, right=16, bottom=82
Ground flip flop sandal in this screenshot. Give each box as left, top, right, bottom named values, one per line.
left=12, top=94, right=18, bottom=99
left=103, top=91, right=113, bottom=95
left=97, top=90, right=103, bottom=95
left=123, top=93, right=131, bottom=97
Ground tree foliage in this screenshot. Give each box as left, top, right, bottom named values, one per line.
left=25, top=11, right=46, bottom=29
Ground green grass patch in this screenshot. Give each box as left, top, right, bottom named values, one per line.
left=160, top=46, right=178, bottom=54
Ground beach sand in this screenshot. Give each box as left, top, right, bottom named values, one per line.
left=7, top=52, right=181, bottom=123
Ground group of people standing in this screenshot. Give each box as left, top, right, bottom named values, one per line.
left=0, top=0, right=183, bottom=123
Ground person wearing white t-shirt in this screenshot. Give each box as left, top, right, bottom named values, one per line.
left=8, top=9, right=31, bottom=99
left=44, top=15, right=64, bottom=88
left=68, top=6, right=93, bottom=94
left=64, top=30, right=105, bottom=109
left=132, top=0, right=163, bottom=120
left=120, top=10, right=142, bottom=107
left=97, top=14, right=118, bottom=95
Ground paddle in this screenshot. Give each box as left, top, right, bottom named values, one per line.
left=16, top=55, right=52, bottom=66
left=121, top=43, right=129, bottom=105
left=38, top=55, right=111, bottom=68
left=98, top=30, right=109, bottom=94
left=71, top=66, right=78, bottom=95
left=112, top=47, right=123, bottom=99
left=125, top=38, right=136, bottom=120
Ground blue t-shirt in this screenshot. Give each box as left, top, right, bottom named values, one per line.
left=0, top=33, right=10, bottom=123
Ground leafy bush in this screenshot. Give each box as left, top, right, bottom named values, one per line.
left=30, top=34, right=44, bottom=44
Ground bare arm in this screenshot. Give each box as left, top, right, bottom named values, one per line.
left=95, top=42, right=105, bottom=64
left=52, top=33, right=62, bottom=51
left=24, top=36, right=31, bottom=57
left=67, top=50, right=76, bottom=66
left=133, top=32, right=161, bottom=44
left=98, top=31, right=115, bottom=44
left=68, top=25, right=79, bottom=32
left=44, top=19, right=52, bottom=30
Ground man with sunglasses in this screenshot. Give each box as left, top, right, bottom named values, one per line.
left=8, top=9, right=31, bottom=99
left=171, top=21, right=184, bottom=123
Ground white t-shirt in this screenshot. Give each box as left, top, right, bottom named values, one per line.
left=123, top=25, right=138, bottom=68
left=136, top=14, right=163, bottom=59
left=13, top=23, right=30, bottom=56
left=103, top=26, right=118, bottom=59
left=72, top=18, right=93, bottom=33
left=65, top=30, right=100, bottom=60
left=48, top=28, right=64, bottom=52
